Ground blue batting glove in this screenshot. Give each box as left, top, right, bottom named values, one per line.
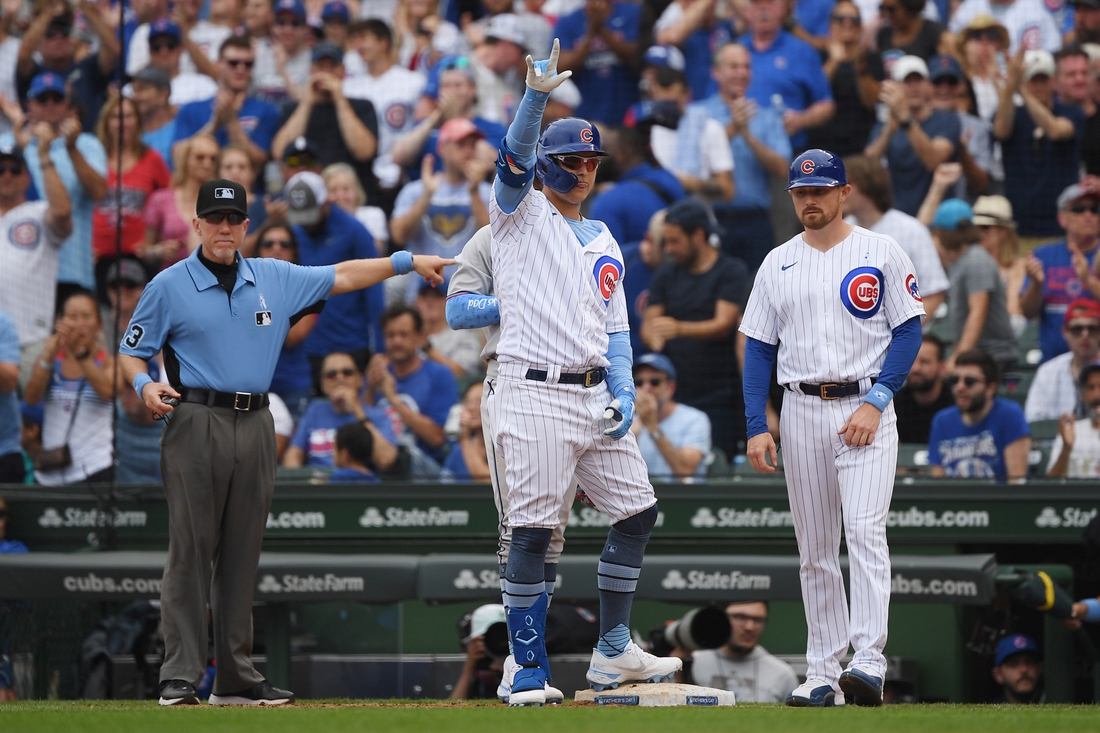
left=602, top=395, right=634, bottom=440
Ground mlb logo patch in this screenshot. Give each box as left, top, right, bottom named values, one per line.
left=256, top=311, right=272, bottom=326
left=215, top=187, right=235, bottom=199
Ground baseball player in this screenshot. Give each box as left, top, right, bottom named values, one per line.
left=446, top=224, right=569, bottom=705
left=484, top=40, right=681, bottom=706
left=740, top=150, right=924, bottom=707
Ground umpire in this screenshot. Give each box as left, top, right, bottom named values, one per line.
left=119, top=179, right=450, bottom=706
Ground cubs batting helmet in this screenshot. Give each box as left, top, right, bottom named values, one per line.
left=536, top=117, right=607, bottom=194
left=787, top=149, right=847, bottom=190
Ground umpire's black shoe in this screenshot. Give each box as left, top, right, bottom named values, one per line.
left=208, top=679, right=296, bottom=706
left=158, top=679, right=199, bottom=706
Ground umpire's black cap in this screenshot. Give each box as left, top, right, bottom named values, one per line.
left=196, top=179, right=248, bottom=218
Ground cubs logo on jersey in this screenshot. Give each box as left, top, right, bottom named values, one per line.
left=905, top=273, right=922, bottom=303
left=10, top=219, right=42, bottom=250
left=593, top=255, right=622, bottom=305
left=840, top=266, right=884, bottom=319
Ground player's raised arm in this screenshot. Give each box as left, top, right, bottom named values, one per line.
left=493, top=39, right=573, bottom=213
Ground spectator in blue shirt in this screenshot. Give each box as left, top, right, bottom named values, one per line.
left=994, top=48, right=1086, bottom=238
left=630, top=353, right=712, bottom=478
left=366, top=303, right=459, bottom=465
left=928, top=348, right=1032, bottom=480
left=132, top=67, right=180, bottom=171
left=555, top=0, right=641, bottom=124
left=442, top=381, right=492, bottom=481
left=173, top=35, right=280, bottom=176
left=283, top=351, right=398, bottom=471
left=865, top=55, right=959, bottom=216
left=329, top=422, right=380, bottom=483
left=738, top=0, right=835, bottom=150
left=0, top=312, right=21, bottom=484
left=652, top=0, right=737, bottom=101
left=588, top=123, right=686, bottom=247
left=285, top=171, right=385, bottom=384
left=695, top=42, right=791, bottom=271
left=1021, top=183, right=1100, bottom=362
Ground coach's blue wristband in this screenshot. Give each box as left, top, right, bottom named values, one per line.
left=1083, top=598, right=1100, bottom=623
left=133, top=372, right=153, bottom=399
left=391, top=251, right=414, bottom=276
left=862, top=384, right=894, bottom=413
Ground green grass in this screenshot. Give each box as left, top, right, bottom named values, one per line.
left=3, top=701, right=1100, bottom=733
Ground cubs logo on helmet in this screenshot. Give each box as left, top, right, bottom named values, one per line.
left=905, top=273, right=922, bottom=303
left=840, top=267, right=884, bottom=319
left=580, top=128, right=593, bottom=143
left=593, top=256, right=623, bottom=305
left=787, top=149, right=846, bottom=190
left=801, top=159, right=815, bottom=175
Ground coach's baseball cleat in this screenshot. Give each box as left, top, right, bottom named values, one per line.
left=499, top=655, right=564, bottom=704
left=208, top=679, right=296, bottom=706
left=586, top=641, right=682, bottom=691
left=158, top=679, right=199, bottom=706
left=839, top=667, right=883, bottom=707
left=785, top=679, right=839, bottom=707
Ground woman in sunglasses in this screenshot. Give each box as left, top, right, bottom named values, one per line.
left=252, top=219, right=316, bottom=419
left=957, top=17, right=1009, bottom=122
left=93, top=95, right=171, bottom=302
left=142, top=133, right=219, bottom=270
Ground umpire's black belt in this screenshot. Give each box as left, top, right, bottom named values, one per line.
left=795, top=380, right=874, bottom=400
left=180, top=387, right=270, bottom=411
left=525, top=367, right=606, bottom=388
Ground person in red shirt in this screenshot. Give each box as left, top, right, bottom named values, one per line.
left=93, top=95, right=171, bottom=302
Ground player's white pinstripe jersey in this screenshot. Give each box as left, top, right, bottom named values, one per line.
left=447, top=225, right=501, bottom=364
left=850, top=209, right=949, bottom=297
left=490, top=188, right=629, bottom=371
left=739, top=226, right=925, bottom=387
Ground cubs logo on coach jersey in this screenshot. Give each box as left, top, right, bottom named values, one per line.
left=840, top=266, right=884, bottom=319
left=593, top=255, right=622, bottom=305
left=905, top=273, right=922, bottom=303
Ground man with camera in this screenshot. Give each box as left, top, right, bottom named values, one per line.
left=677, top=601, right=798, bottom=703
left=451, top=604, right=509, bottom=700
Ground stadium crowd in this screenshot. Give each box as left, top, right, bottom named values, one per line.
left=2, top=0, right=1100, bottom=484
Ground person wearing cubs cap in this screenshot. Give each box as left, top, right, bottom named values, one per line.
left=989, top=634, right=1044, bottom=704
left=741, top=149, right=924, bottom=707
left=118, top=178, right=451, bottom=707
left=1025, top=298, right=1100, bottom=422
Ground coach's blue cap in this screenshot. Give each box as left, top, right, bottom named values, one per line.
left=787, top=149, right=846, bottom=190
left=148, top=18, right=183, bottom=42
left=928, top=54, right=964, bottom=82
left=634, top=353, right=677, bottom=381
left=28, top=72, right=67, bottom=100
left=322, top=1, right=350, bottom=22
left=994, top=634, right=1039, bottom=667
left=933, top=198, right=973, bottom=230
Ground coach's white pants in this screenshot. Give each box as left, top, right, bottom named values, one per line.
left=780, top=389, right=897, bottom=686
left=481, top=361, right=573, bottom=563
left=488, top=362, right=656, bottom=530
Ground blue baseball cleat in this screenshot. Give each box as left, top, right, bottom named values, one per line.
left=785, top=679, right=839, bottom=707
left=839, top=667, right=883, bottom=707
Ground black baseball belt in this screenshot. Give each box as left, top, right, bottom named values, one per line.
left=180, top=387, right=270, bottom=411
left=794, top=379, right=875, bottom=400
left=525, top=367, right=606, bottom=388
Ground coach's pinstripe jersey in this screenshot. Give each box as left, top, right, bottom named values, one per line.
left=852, top=209, right=949, bottom=297
left=739, top=226, right=925, bottom=386
left=447, top=225, right=500, bottom=363
left=490, top=187, right=629, bottom=370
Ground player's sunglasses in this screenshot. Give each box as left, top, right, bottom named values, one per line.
left=259, top=238, right=295, bottom=250
left=226, top=59, right=255, bottom=69
left=1067, top=324, right=1100, bottom=336
left=0, top=162, right=25, bottom=176
left=830, top=13, right=861, bottom=24
left=1068, top=203, right=1100, bottom=214
left=634, top=377, right=665, bottom=387
left=276, top=16, right=304, bottom=26
left=553, top=155, right=601, bottom=172
left=150, top=39, right=180, bottom=52
left=946, top=375, right=985, bottom=388
left=202, top=212, right=247, bottom=225
left=323, top=367, right=358, bottom=379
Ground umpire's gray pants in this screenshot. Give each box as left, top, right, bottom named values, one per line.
left=158, top=402, right=275, bottom=693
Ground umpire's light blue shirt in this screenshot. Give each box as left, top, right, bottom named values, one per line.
left=119, top=247, right=335, bottom=394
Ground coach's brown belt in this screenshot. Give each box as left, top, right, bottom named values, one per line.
left=525, top=367, right=606, bottom=387
left=180, top=388, right=270, bottom=411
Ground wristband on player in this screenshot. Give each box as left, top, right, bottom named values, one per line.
left=390, top=251, right=414, bottom=276
left=1083, top=598, right=1100, bottom=623
left=133, top=372, right=154, bottom=399
left=862, top=384, right=894, bottom=412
